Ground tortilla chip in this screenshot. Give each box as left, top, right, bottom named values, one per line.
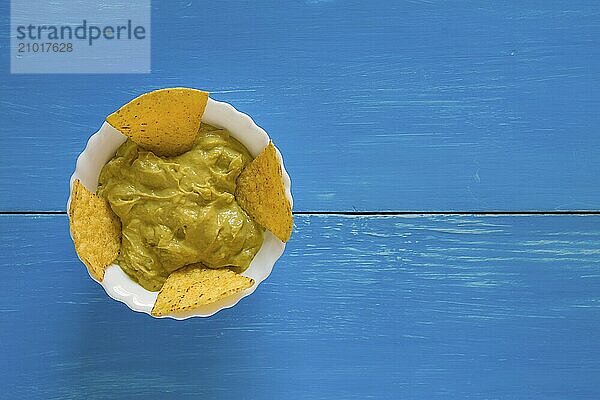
left=151, top=265, right=254, bottom=316
left=69, top=179, right=121, bottom=281
left=106, top=88, right=209, bottom=157
left=235, top=142, right=293, bottom=242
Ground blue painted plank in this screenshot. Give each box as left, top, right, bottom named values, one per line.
left=1, top=214, right=599, bottom=399
left=1, top=1, right=600, bottom=211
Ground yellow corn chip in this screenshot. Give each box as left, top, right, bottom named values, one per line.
left=106, top=88, right=209, bottom=157
left=151, top=265, right=254, bottom=316
left=69, top=179, right=121, bottom=281
left=235, top=142, right=293, bottom=242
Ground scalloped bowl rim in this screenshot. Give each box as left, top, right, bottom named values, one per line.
left=67, top=98, right=293, bottom=320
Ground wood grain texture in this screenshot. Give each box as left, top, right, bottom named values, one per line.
left=1, top=214, right=599, bottom=399
left=1, top=1, right=599, bottom=211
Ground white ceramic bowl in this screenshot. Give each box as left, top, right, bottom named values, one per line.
left=67, top=98, right=293, bottom=319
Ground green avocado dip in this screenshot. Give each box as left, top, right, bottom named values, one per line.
left=97, top=124, right=264, bottom=291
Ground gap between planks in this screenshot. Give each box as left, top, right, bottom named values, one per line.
left=1, top=211, right=600, bottom=216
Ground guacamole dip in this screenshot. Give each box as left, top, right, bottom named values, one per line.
left=97, top=124, right=264, bottom=291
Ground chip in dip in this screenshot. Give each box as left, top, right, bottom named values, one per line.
left=97, top=123, right=264, bottom=291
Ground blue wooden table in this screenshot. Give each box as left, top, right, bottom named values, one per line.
left=1, top=1, right=599, bottom=399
